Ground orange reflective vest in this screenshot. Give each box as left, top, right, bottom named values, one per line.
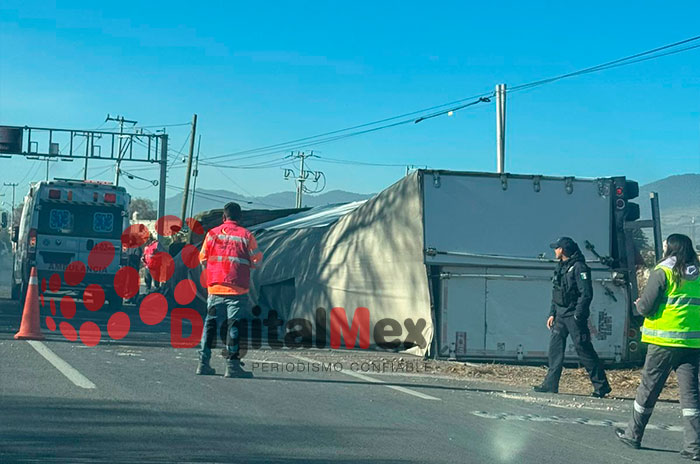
left=202, top=221, right=260, bottom=290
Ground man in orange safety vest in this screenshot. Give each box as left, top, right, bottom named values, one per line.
left=196, top=202, right=262, bottom=378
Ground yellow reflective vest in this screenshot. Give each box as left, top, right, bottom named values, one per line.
left=641, top=261, right=700, bottom=348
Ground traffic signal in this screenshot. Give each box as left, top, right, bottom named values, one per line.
left=614, top=178, right=640, bottom=223
left=611, top=177, right=640, bottom=268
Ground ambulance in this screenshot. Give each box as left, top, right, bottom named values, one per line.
left=11, top=179, right=130, bottom=310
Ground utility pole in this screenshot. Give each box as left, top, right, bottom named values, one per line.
left=189, top=134, right=202, bottom=219
left=158, top=134, right=168, bottom=221
left=180, top=114, right=198, bottom=223
left=4, top=182, right=18, bottom=230
left=45, top=157, right=58, bottom=181
left=296, top=151, right=307, bottom=208
left=282, top=151, right=322, bottom=208
left=106, top=114, right=138, bottom=186
left=495, top=84, right=506, bottom=173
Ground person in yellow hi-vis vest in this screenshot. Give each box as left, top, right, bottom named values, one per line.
left=616, top=234, right=700, bottom=460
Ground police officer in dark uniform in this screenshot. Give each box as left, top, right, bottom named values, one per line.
left=534, top=237, right=612, bottom=398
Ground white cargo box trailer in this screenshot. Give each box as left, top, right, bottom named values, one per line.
left=422, top=170, right=659, bottom=364
left=249, top=169, right=659, bottom=364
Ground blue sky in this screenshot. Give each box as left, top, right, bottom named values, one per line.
left=1, top=1, right=699, bottom=204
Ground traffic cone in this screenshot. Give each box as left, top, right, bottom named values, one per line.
left=14, top=267, right=44, bottom=340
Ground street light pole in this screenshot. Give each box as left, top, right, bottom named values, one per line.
left=3, top=182, right=18, bottom=230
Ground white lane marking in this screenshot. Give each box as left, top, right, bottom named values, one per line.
left=472, top=411, right=683, bottom=432
left=27, top=341, right=97, bottom=389
left=290, top=354, right=440, bottom=401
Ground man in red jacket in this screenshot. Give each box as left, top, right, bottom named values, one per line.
left=196, top=202, right=262, bottom=378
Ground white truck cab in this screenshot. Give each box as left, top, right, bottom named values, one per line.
left=11, top=179, right=130, bottom=310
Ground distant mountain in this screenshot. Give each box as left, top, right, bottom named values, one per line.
left=164, top=173, right=700, bottom=243
left=165, top=189, right=375, bottom=215
left=639, top=174, right=700, bottom=241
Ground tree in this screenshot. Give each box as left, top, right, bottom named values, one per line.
left=129, top=197, right=157, bottom=220
left=632, top=228, right=650, bottom=252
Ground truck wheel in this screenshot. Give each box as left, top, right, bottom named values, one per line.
left=10, top=282, right=19, bottom=300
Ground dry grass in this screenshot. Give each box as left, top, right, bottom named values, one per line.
left=423, top=360, right=679, bottom=400
left=287, top=349, right=680, bottom=401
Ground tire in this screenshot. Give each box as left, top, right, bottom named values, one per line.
left=10, top=282, right=19, bottom=300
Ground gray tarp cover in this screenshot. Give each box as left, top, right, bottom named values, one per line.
left=250, top=172, right=433, bottom=356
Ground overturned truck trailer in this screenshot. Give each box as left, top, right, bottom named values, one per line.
left=250, top=170, right=660, bottom=364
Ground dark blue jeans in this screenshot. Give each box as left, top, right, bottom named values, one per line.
left=198, top=293, right=250, bottom=364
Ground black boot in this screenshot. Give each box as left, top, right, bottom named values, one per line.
left=615, top=428, right=641, bottom=449
left=533, top=383, right=558, bottom=393
left=590, top=384, right=612, bottom=398
left=224, top=360, right=253, bottom=379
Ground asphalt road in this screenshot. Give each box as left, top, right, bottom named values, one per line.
left=0, top=283, right=693, bottom=463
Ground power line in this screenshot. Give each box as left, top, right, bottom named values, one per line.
left=314, top=156, right=411, bottom=168
left=201, top=91, right=494, bottom=162
left=167, top=184, right=286, bottom=209
left=198, top=35, right=700, bottom=164
left=167, top=184, right=253, bottom=205
left=130, top=122, right=191, bottom=130
left=510, top=36, right=700, bottom=93
left=198, top=158, right=297, bottom=170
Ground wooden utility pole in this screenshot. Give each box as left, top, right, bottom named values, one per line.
left=180, top=114, right=198, bottom=223
left=189, top=134, right=201, bottom=219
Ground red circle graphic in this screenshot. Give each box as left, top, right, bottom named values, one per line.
left=59, top=322, right=77, bottom=341
left=46, top=316, right=56, bottom=331
left=185, top=217, right=204, bottom=235
left=49, top=273, right=61, bottom=292
left=60, top=295, right=77, bottom=319
left=83, top=284, right=105, bottom=312
left=79, top=321, right=101, bottom=347
left=174, top=279, right=197, bottom=305
left=107, top=312, right=131, bottom=340
left=114, top=266, right=140, bottom=299
left=88, top=241, right=115, bottom=271
left=180, top=245, right=200, bottom=269
left=155, top=215, right=182, bottom=236
left=121, top=223, right=150, bottom=248
left=139, top=293, right=168, bottom=325
left=65, top=261, right=87, bottom=286
left=148, top=252, right=174, bottom=283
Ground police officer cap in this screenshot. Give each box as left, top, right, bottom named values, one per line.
left=549, top=237, right=578, bottom=254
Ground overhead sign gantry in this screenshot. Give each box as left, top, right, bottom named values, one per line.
left=0, top=125, right=169, bottom=219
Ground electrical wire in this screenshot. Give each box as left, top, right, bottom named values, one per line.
left=168, top=184, right=287, bottom=209
left=314, top=156, right=411, bottom=168
left=198, top=35, right=700, bottom=164
left=509, top=36, right=700, bottom=93
left=197, top=95, right=491, bottom=164
left=130, top=122, right=191, bottom=130
left=201, top=91, right=494, bottom=162
left=302, top=171, right=326, bottom=195
left=123, top=177, right=155, bottom=191
left=167, top=184, right=254, bottom=205
left=198, top=158, right=297, bottom=170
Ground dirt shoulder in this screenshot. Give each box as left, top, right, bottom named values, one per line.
left=278, top=349, right=677, bottom=401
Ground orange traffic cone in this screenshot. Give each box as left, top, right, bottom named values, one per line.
left=14, top=267, right=44, bottom=340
